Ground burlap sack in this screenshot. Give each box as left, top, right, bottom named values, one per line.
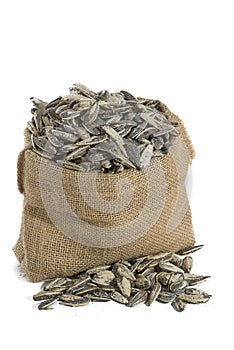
left=13, top=102, right=195, bottom=282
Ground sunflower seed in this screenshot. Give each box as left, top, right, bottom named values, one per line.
left=157, top=289, right=176, bottom=303
left=75, top=127, right=91, bottom=140
left=55, top=104, right=70, bottom=114
left=151, top=127, right=175, bottom=138
left=120, top=90, right=137, bottom=101
left=67, top=275, right=91, bottom=293
left=42, top=116, right=53, bottom=127
left=33, top=290, right=64, bottom=301
left=148, top=272, right=158, bottom=285
left=30, top=97, right=48, bottom=115
left=59, top=294, right=87, bottom=302
left=85, top=294, right=110, bottom=302
left=140, top=113, right=163, bottom=129
left=176, top=245, right=204, bottom=256
left=156, top=272, right=172, bottom=287
left=171, top=298, right=187, bottom=312
left=59, top=110, right=81, bottom=120
left=179, top=288, right=212, bottom=304
left=75, top=286, right=99, bottom=295
left=101, top=286, right=116, bottom=292
left=113, top=263, right=136, bottom=281
left=56, top=160, right=82, bottom=171
left=136, top=259, right=153, bottom=273
left=117, top=277, right=131, bottom=297
left=92, top=290, right=110, bottom=298
left=91, top=270, right=115, bottom=286
left=65, top=146, right=89, bottom=161
left=168, top=272, right=184, bottom=286
left=159, top=262, right=184, bottom=274
left=75, top=135, right=107, bottom=147
left=70, top=83, right=98, bottom=100
left=38, top=298, right=57, bottom=310
left=46, top=132, right=64, bottom=148
left=146, top=281, right=162, bottom=306
left=169, top=280, right=188, bottom=294
left=141, top=267, right=156, bottom=277
left=118, top=260, right=132, bottom=268
left=42, top=277, right=68, bottom=291
left=170, top=255, right=183, bottom=267
left=86, top=265, right=111, bottom=275
left=45, top=108, right=59, bottom=121
left=33, top=111, right=43, bottom=132
left=134, top=274, right=151, bottom=290
left=81, top=103, right=99, bottom=124
left=51, top=129, right=78, bottom=143
left=59, top=299, right=90, bottom=307
left=130, top=258, right=145, bottom=273
left=102, top=125, right=124, bottom=145
left=128, top=290, right=148, bottom=307
left=31, top=135, right=46, bottom=150
left=148, top=252, right=174, bottom=266
left=27, top=121, right=39, bottom=135
left=110, top=291, right=128, bottom=304
left=184, top=274, right=211, bottom=286
left=139, top=144, right=154, bottom=170
left=181, top=256, right=193, bottom=273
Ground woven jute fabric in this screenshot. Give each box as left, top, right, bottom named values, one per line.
left=13, top=102, right=195, bottom=282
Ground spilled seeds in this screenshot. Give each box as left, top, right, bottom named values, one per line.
left=33, top=245, right=211, bottom=311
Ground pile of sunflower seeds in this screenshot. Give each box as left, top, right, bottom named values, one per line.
left=28, top=83, right=179, bottom=173
left=33, top=245, right=211, bottom=311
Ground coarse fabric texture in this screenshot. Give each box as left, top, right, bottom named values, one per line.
left=13, top=102, right=195, bottom=282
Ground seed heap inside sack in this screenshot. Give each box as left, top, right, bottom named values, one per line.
left=28, top=83, right=179, bottom=173
left=33, top=245, right=211, bottom=311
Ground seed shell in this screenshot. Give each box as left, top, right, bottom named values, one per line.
left=146, top=281, right=162, bottom=306
left=59, top=299, right=90, bottom=307
left=114, top=263, right=136, bottom=281
left=38, top=298, right=57, bottom=310
left=111, top=291, right=128, bottom=304
left=117, top=277, right=131, bottom=298
left=33, top=290, right=64, bottom=301
left=176, top=245, right=204, bottom=256
left=128, top=290, right=148, bottom=307
left=157, top=289, right=176, bottom=303
left=171, top=298, right=187, bottom=312
left=42, top=277, right=67, bottom=291
left=92, top=270, right=115, bottom=286
left=184, top=274, right=211, bottom=286
left=181, top=256, right=193, bottom=273
left=159, top=262, right=184, bottom=274
left=179, top=288, right=212, bottom=304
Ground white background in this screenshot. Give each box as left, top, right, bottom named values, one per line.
left=0, top=0, right=233, bottom=349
